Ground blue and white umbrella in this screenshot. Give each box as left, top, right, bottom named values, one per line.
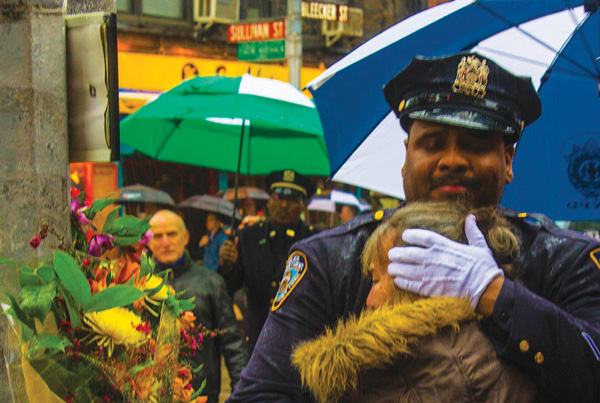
left=308, top=0, right=600, bottom=221
left=307, top=189, right=371, bottom=213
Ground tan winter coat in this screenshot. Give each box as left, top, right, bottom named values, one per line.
left=292, top=297, right=545, bottom=403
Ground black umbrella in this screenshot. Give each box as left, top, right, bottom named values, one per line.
left=116, top=184, right=175, bottom=206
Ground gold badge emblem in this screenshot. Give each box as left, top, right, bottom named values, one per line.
left=283, top=170, right=295, bottom=182
left=452, top=55, right=489, bottom=98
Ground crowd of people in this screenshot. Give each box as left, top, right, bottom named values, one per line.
left=139, top=51, right=600, bottom=403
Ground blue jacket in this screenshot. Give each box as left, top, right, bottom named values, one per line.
left=227, top=207, right=600, bottom=402
left=201, top=227, right=228, bottom=270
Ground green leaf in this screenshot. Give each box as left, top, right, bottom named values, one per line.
left=190, top=378, right=207, bottom=398
left=19, top=266, right=44, bottom=288
left=178, top=297, right=195, bottom=312
left=84, top=285, right=145, bottom=313
left=128, top=358, right=154, bottom=377
left=26, top=333, right=71, bottom=358
left=165, top=292, right=195, bottom=317
left=112, top=234, right=144, bottom=247
left=53, top=251, right=91, bottom=310
left=190, top=362, right=203, bottom=374
left=18, top=282, right=57, bottom=322
left=0, top=257, right=19, bottom=271
left=4, top=293, right=35, bottom=341
left=58, top=285, right=82, bottom=329
left=87, top=194, right=118, bottom=217
left=20, top=264, right=57, bottom=288
left=113, top=216, right=151, bottom=234
left=139, top=252, right=154, bottom=279
left=101, top=207, right=120, bottom=234
left=37, top=264, right=57, bottom=284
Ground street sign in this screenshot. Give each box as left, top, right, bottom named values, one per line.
left=301, top=1, right=348, bottom=22
left=238, top=39, right=286, bottom=62
left=228, top=21, right=286, bottom=43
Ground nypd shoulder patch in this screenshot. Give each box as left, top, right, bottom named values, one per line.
left=272, top=251, right=308, bottom=311
left=591, top=248, right=600, bottom=271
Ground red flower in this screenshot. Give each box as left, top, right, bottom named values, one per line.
left=59, top=320, right=72, bottom=335
left=29, top=235, right=41, bottom=249
left=70, top=187, right=81, bottom=199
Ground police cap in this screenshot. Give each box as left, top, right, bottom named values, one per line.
left=383, top=52, right=542, bottom=142
left=265, top=170, right=315, bottom=199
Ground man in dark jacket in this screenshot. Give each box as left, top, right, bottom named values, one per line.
left=218, top=170, right=321, bottom=354
left=227, top=53, right=600, bottom=402
left=149, top=210, right=248, bottom=403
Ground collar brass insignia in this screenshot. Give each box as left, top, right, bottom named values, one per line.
left=452, top=55, right=489, bottom=98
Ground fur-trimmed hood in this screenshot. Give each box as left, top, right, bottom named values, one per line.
left=291, top=297, right=475, bottom=403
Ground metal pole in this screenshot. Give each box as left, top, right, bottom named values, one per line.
left=286, top=0, right=302, bottom=88
left=231, top=120, right=245, bottom=231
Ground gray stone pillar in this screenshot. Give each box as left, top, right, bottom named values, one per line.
left=0, top=1, right=69, bottom=401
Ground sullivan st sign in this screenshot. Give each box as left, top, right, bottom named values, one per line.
left=228, top=21, right=286, bottom=43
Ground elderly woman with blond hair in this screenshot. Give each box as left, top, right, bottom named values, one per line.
left=292, top=201, right=547, bottom=403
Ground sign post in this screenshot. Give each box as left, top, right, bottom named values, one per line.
left=287, top=0, right=302, bottom=88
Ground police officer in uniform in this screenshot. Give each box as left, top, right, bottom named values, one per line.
left=227, top=53, right=600, bottom=402
left=218, top=170, right=320, bottom=354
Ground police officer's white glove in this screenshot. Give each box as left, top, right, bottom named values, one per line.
left=387, top=214, right=504, bottom=309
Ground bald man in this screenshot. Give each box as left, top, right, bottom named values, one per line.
left=149, top=210, right=248, bottom=403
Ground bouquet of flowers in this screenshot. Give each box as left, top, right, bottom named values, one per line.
left=2, top=190, right=209, bottom=403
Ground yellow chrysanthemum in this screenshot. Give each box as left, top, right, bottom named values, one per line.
left=83, top=307, right=150, bottom=357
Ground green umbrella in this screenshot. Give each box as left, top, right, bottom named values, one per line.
left=120, top=74, right=330, bottom=176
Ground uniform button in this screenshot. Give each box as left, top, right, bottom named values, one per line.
left=534, top=352, right=544, bottom=364
left=519, top=340, right=530, bottom=352
left=374, top=210, right=384, bottom=220
left=245, top=336, right=249, bottom=342
left=272, top=281, right=278, bottom=287
left=499, top=311, right=508, bottom=322
left=286, top=229, right=295, bottom=237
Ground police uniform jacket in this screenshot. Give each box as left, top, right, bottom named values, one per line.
left=157, top=254, right=248, bottom=403
left=227, top=207, right=600, bottom=403
left=218, top=219, right=320, bottom=354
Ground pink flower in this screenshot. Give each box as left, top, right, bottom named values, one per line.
left=29, top=235, right=41, bottom=248
left=88, top=234, right=115, bottom=257
left=70, top=199, right=92, bottom=226
left=139, top=229, right=153, bottom=245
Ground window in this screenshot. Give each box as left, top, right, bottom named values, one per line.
left=142, top=0, right=185, bottom=18
left=117, top=0, right=132, bottom=12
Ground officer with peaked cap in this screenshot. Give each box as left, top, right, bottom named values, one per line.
left=218, top=170, right=320, bottom=355
left=228, top=53, right=600, bottom=402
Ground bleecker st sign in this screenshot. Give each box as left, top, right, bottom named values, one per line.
left=228, top=21, right=286, bottom=43
left=301, top=1, right=349, bottom=22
